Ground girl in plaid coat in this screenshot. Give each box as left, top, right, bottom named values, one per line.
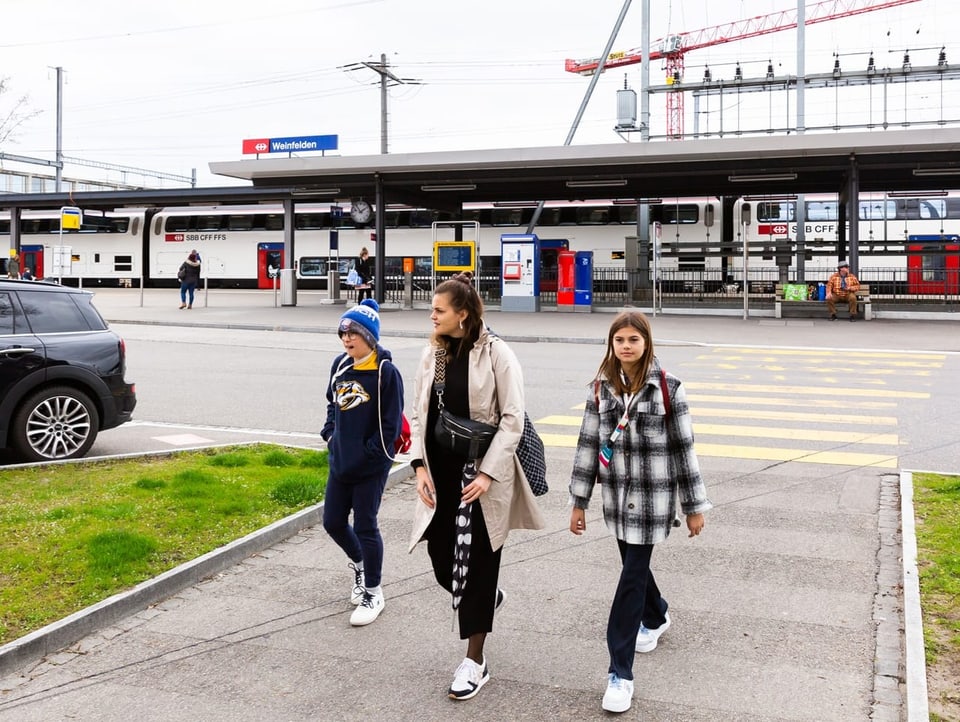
left=568, top=311, right=712, bottom=714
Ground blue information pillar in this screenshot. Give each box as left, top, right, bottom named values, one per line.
left=574, top=251, right=593, bottom=313
left=500, top=234, right=541, bottom=312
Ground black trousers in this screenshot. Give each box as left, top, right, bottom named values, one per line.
left=425, top=461, right=501, bottom=640
left=607, top=540, right=668, bottom=680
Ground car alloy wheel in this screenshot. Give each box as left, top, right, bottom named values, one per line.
left=12, top=386, right=100, bottom=462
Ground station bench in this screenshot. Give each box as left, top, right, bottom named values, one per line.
left=774, top=283, right=872, bottom=320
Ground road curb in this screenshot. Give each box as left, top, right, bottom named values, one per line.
left=0, top=453, right=414, bottom=678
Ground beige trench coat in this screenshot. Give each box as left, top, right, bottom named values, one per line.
left=407, top=326, right=545, bottom=553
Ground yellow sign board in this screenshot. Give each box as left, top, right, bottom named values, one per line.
left=61, top=206, right=82, bottom=231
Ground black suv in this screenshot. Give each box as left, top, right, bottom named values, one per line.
left=0, top=280, right=136, bottom=462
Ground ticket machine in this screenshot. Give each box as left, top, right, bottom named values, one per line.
left=500, top=233, right=540, bottom=312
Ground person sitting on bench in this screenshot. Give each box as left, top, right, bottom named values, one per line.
left=825, top=260, right=860, bottom=322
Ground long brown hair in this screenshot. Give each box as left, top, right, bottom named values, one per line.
left=594, top=311, right=655, bottom=396
left=432, top=271, right=485, bottom=355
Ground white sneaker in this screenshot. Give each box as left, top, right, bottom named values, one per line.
left=349, top=590, right=384, bottom=626
left=635, top=612, right=671, bottom=653
left=448, top=656, right=489, bottom=700
left=601, top=673, right=634, bottom=713
left=348, top=562, right=364, bottom=605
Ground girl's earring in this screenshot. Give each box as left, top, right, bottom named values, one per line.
left=459, top=319, right=464, bottom=330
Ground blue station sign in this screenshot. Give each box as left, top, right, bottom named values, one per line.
left=242, top=134, right=338, bottom=154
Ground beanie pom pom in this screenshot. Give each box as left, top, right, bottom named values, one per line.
left=359, top=298, right=380, bottom=313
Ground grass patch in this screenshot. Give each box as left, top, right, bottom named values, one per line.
left=912, top=471, right=960, bottom=720
left=0, top=444, right=327, bottom=646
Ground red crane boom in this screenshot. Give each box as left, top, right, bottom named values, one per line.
left=564, top=0, right=922, bottom=139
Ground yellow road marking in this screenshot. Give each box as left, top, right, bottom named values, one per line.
left=693, top=423, right=898, bottom=445
left=693, top=443, right=897, bottom=468
left=711, top=348, right=945, bottom=360
left=686, top=394, right=897, bottom=409
left=536, top=433, right=898, bottom=467
left=684, top=382, right=928, bottom=398
left=692, top=407, right=896, bottom=425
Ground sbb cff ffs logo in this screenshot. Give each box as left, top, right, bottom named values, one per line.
left=165, top=234, right=185, bottom=242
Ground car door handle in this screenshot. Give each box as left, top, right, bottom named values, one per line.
left=0, top=347, right=36, bottom=357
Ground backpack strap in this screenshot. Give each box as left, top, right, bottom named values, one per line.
left=659, top=368, right=670, bottom=419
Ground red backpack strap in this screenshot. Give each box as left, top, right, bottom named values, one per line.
left=594, top=378, right=601, bottom=409
left=659, top=368, right=670, bottom=418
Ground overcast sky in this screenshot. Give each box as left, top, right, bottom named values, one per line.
left=2, top=0, right=957, bottom=187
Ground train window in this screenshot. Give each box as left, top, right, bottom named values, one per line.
left=298, top=257, right=327, bottom=276
left=410, top=209, right=439, bottom=228
left=113, top=255, right=133, bottom=272
left=757, top=202, right=795, bottom=222
left=859, top=201, right=894, bottom=220
left=153, top=215, right=163, bottom=235
left=919, top=199, right=946, bottom=219
left=944, top=198, right=960, bottom=218
left=383, top=211, right=402, bottom=228
left=165, top=216, right=189, bottom=233
left=21, top=220, right=42, bottom=234
left=661, top=204, right=699, bottom=224
left=535, top=208, right=559, bottom=226
left=461, top=209, right=483, bottom=224
left=197, top=215, right=223, bottom=231
left=296, top=213, right=327, bottom=230
left=129, top=217, right=140, bottom=235
left=576, top=207, right=610, bottom=225
left=227, top=215, right=253, bottom=231
left=491, top=208, right=522, bottom=226
left=106, top=217, right=130, bottom=233
left=615, top=205, right=638, bottom=224
left=0, top=221, right=9, bottom=234
left=264, top=214, right=284, bottom=231
left=805, top=200, right=837, bottom=221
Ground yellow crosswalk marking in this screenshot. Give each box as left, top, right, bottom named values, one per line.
left=692, top=407, right=897, bottom=424
left=536, top=433, right=897, bottom=467
left=684, top=382, right=928, bottom=398
left=693, top=423, right=898, bottom=445
left=702, top=355, right=944, bottom=368
left=687, top=394, right=896, bottom=409
left=711, top=348, right=946, bottom=360
left=692, top=443, right=898, bottom=468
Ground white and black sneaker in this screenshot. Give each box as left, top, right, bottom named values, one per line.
left=448, top=656, right=489, bottom=700
left=348, top=562, right=364, bottom=606
left=349, top=590, right=384, bottom=626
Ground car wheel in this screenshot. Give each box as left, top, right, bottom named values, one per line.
left=11, top=386, right=100, bottom=462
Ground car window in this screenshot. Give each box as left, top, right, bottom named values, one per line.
left=0, top=292, right=14, bottom=335
left=17, top=290, right=101, bottom=334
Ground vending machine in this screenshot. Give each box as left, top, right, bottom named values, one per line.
left=500, top=233, right=540, bottom=312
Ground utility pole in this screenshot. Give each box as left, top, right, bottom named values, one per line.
left=55, top=66, right=64, bottom=192
left=342, top=54, right=420, bottom=154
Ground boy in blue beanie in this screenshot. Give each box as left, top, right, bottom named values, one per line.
left=321, top=299, right=405, bottom=626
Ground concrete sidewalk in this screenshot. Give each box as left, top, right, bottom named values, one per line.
left=0, top=287, right=935, bottom=721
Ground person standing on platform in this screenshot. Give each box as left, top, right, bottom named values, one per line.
left=177, top=251, right=201, bottom=309
left=355, top=247, right=373, bottom=302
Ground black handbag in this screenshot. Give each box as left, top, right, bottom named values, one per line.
left=433, top=348, right=496, bottom=459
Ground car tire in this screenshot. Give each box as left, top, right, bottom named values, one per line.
left=11, top=386, right=100, bottom=462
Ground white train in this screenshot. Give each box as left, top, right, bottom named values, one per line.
left=2, top=194, right=958, bottom=295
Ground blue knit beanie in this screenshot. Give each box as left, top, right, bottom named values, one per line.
left=338, top=299, right=380, bottom=347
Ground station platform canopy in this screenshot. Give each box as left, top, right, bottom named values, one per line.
left=207, top=127, right=960, bottom=208
left=2, top=127, right=960, bottom=212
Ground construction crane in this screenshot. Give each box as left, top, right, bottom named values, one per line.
left=564, top=0, right=922, bottom=139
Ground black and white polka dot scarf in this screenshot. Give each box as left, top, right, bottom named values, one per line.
left=451, top=460, right=477, bottom=610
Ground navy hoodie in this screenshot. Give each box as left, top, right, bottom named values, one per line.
left=321, top=345, right=404, bottom=484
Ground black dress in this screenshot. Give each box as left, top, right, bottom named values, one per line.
left=424, top=337, right=501, bottom=639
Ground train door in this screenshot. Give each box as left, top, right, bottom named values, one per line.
left=907, top=235, right=960, bottom=295
left=19, top=245, right=43, bottom=280
left=257, top=243, right=284, bottom=289
left=539, top=239, right=569, bottom=292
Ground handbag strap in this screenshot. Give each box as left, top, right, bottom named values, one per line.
left=433, top=346, right=446, bottom=410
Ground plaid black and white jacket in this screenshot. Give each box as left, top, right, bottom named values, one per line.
left=569, top=357, right=712, bottom=545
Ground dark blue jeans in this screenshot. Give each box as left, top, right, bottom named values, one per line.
left=607, top=540, right=668, bottom=680
left=180, top=282, right=197, bottom=305
left=322, top=474, right=388, bottom=588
